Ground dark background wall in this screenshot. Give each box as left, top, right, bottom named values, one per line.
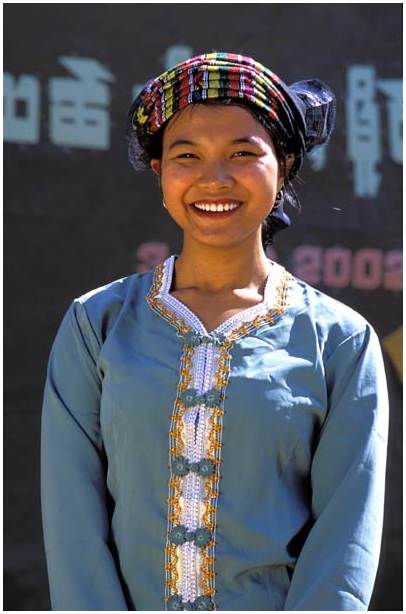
left=4, top=3, right=402, bottom=610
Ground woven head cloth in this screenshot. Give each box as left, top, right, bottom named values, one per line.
left=126, top=52, right=336, bottom=235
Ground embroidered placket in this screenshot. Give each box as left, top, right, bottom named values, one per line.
left=145, top=255, right=292, bottom=610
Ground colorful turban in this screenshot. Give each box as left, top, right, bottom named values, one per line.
left=126, top=52, right=336, bottom=240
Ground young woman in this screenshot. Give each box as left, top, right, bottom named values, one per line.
left=41, top=53, right=389, bottom=611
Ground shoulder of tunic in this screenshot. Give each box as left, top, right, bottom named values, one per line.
left=71, top=267, right=154, bottom=346
left=287, top=274, right=375, bottom=361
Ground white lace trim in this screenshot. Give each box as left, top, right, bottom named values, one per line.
left=159, top=254, right=285, bottom=336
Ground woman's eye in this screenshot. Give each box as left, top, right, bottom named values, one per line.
left=177, top=153, right=197, bottom=159
left=233, top=151, right=257, bottom=157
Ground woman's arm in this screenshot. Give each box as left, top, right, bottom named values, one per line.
left=284, top=324, right=389, bottom=611
left=40, top=300, right=129, bottom=611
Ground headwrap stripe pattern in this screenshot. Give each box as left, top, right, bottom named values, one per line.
left=131, top=54, right=300, bottom=150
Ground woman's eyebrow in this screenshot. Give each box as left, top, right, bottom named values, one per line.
left=168, top=136, right=261, bottom=150
left=232, top=137, right=260, bottom=145
left=168, top=139, right=196, bottom=150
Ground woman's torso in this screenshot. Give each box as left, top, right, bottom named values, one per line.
left=63, top=255, right=370, bottom=610
left=95, top=256, right=329, bottom=609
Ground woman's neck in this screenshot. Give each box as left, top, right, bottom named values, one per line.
left=172, top=241, right=272, bottom=296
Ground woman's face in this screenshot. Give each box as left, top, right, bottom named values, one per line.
left=150, top=104, right=285, bottom=248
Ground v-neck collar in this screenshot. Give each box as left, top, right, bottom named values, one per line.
left=146, top=254, right=292, bottom=341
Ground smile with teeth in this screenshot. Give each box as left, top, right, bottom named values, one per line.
left=192, top=202, right=242, bottom=212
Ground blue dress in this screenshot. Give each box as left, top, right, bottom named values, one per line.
left=40, top=254, right=389, bottom=611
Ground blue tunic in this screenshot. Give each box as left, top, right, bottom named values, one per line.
left=40, top=254, right=389, bottom=611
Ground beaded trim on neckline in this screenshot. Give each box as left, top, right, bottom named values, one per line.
left=146, top=254, right=292, bottom=340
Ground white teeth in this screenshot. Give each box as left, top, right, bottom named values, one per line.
left=193, top=202, right=241, bottom=212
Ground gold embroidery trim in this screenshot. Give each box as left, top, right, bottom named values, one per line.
left=145, top=259, right=292, bottom=609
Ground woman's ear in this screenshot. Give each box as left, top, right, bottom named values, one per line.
left=150, top=159, right=161, bottom=177
left=277, top=165, right=285, bottom=193
left=277, top=154, right=295, bottom=191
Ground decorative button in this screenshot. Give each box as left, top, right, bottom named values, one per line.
left=194, top=596, right=215, bottom=610
left=172, top=456, right=189, bottom=477
left=194, top=527, right=212, bottom=548
left=178, top=388, right=198, bottom=407
left=198, top=459, right=215, bottom=476
left=167, top=594, right=183, bottom=610
left=169, top=525, right=188, bottom=545
left=210, top=331, right=227, bottom=346
left=182, top=330, right=204, bottom=347
left=202, top=388, right=222, bottom=407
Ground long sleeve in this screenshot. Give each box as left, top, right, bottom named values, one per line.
left=284, top=324, right=389, bottom=611
left=40, top=300, right=129, bottom=611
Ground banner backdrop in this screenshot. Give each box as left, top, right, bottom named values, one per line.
left=4, top=3, right=402, bottom=610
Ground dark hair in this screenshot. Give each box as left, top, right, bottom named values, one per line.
left=140, top=98, right=302, bottom=249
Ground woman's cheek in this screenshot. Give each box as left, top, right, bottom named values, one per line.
left=162, top=163, right=197, bottom=190
left=238, top=164, right=277, bottom=193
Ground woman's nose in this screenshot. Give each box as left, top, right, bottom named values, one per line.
left=196, top=160, right=234, bottom=190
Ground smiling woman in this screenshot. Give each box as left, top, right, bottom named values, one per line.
left=40, top=52, right=389, bottom=612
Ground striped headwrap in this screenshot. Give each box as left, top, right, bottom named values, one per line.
left=126, top=52, right=336, bottom=240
